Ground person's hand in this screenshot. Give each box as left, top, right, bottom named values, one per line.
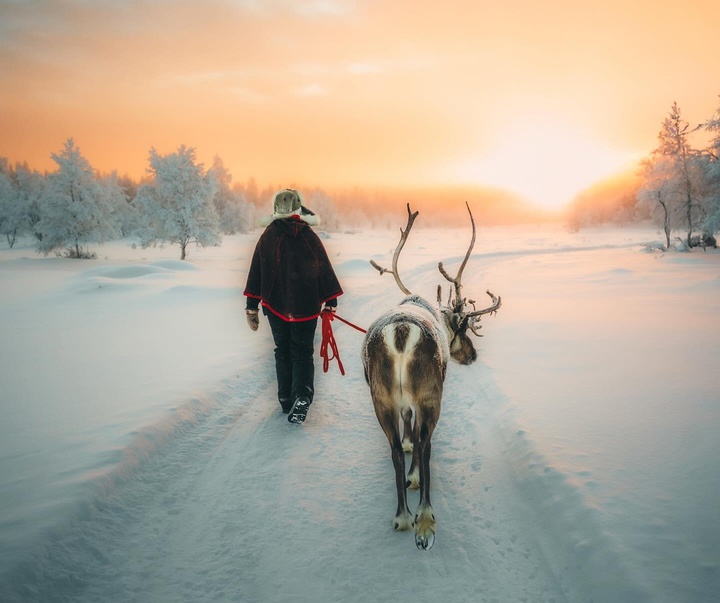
left=322, top=305, right=337, bottom=314
left=246, top=309, right=259, bottom=331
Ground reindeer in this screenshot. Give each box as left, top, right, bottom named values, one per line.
left=362, top=203, right=501, bottom=550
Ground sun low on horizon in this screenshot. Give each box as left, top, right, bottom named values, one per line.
left=0, top=0, right=718, bottom=212
left=440, top=116, right=643, bottom=210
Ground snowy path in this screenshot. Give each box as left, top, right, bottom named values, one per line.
left=2, top=227, right=716, bottom=602
left=4, top=341, right=571, bottom=603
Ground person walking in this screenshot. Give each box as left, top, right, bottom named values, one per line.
left=244, top=189, right=343, bottom=424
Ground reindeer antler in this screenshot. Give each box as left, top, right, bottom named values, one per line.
left=466, top=290, right=502, bottom=318
left=370, top=203, right=418, bottom=295
left=438, top=201, right=476, bottom=311
left=465, top=290, right=502, bottom=336
left=436, top=203, right=502, bottom=336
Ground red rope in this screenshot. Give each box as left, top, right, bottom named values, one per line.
left=320, top=310, right=367, bottom=375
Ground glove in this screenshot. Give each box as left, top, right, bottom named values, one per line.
left=322, top=305, right=337, bottom=314
left=246, top=309, right=259, bottom=331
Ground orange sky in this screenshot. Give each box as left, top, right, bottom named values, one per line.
left=1, top=0, right=718, bottom=208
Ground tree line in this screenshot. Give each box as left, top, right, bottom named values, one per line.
left=567, top=96, right=720, bottom=250
left=0, top=139, right=398, bottom=259
left=3, top=97, right=719, bottom=258
left=0, top=140, right=259, bottom=259
left=0, top=138, right=545, bottom=260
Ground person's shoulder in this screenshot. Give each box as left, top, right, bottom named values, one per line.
left=301, top=225, right=324, bottom=242
left=256, top=221, right=281, bottom=243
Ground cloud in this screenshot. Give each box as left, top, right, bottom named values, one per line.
left=231, top=87, right=267, bottom=104
left=294, top=84, right=327, bottom=97
left=293, top=0, right=355, bottom=17
left=292, top=63, right=332, bottom=77
left=347, top=62, right=383, bottom=75
left=0, top=1, right=70, bottom=53
left=227, top=0, right=355, bottom=18
left=171, top=72, right=231, bottom=85
left=156, top=70, right=268, bottom=103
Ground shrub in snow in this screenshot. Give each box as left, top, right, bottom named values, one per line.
left=688, top=232, right=717, bottom=250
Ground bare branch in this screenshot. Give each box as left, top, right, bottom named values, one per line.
left=369, top=203, right=418, bottom=296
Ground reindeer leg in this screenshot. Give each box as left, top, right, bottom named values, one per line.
left=377, top=407, right=414, bottom=531
left=401, top=406, right=413, bottom=453
left=390, top=436, right=414, bottom=531
left=415, top=405, right=439, bottom=550
left=414, top=435, right=435, bottom=549
left=406, top=410, right=421, bottom=490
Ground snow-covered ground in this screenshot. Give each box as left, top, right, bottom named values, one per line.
left=0, top=223, right=718, bottom=602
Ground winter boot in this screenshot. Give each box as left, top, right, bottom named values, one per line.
left=288, top=395, right=311, bottom=424
left=279, top=397, right=292, bottom=414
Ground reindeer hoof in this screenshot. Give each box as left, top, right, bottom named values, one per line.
left=393, top=512, right=414, bottom=531
left=415, top=531, right=436, bottom=550
left=414, top=509, right=436, bottom=550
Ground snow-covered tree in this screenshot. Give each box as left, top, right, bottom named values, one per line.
left=0, top=169, right=23, bottom=247
left=135, top=145, right=221, bottom=260
left=304, top=187, right=341, bottom=231
left=637, top=156, right=678, bottom=250
left=98, top=172, right=137, bottom=237
left=36, top=139, right=116, bottom=258
left=206, top=156, right=253, bottom=234
left=701, top=98, right=720, bottom=235
left=0, top=159, right=28, bottom=247
left=117, top=173, right=139, bottom=201
left=246, top=177, right=259, bottom=206
left=654, top=102, right=705, bottom=247
left=14, top=164, right=47, bottom=243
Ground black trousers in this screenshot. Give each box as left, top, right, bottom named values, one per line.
left=266, top=312, right=318, bottom=408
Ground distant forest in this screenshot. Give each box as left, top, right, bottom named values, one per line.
left=1, top=97, right=719, bottom=258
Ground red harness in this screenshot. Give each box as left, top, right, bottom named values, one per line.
left=320, top=310, right=367, bottom=375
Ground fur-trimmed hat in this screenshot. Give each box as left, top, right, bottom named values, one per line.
left=273, top=189, right=302, bottom=217
left=259, top=188, right=320, bottom=226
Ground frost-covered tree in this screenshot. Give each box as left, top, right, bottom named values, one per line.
left=246, top=177, right=259, bottom=205
left=637, top=156, right=678, bottom=250
left=304, top=187, right=341, bottom=231
left=36, top=139, right=116, bottom=258
left=98, top=172, right=137, bottom=237
left=135, top=145, right=221, bottom=260
left=701, top=98, right=720, bottom=235
left=14, top=163, right=47, bottom=243
left=0, top=169, right=23, bottom=247
left=117, top=173, right=139, bottom=201
left=655, top=102, right=705, bottom=247
left=206, top=156, right=253, bottom=234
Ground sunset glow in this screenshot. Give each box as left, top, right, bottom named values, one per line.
left=1, top=1, right=718, bottom=210
left=445, top=118, right=642, bottom=209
